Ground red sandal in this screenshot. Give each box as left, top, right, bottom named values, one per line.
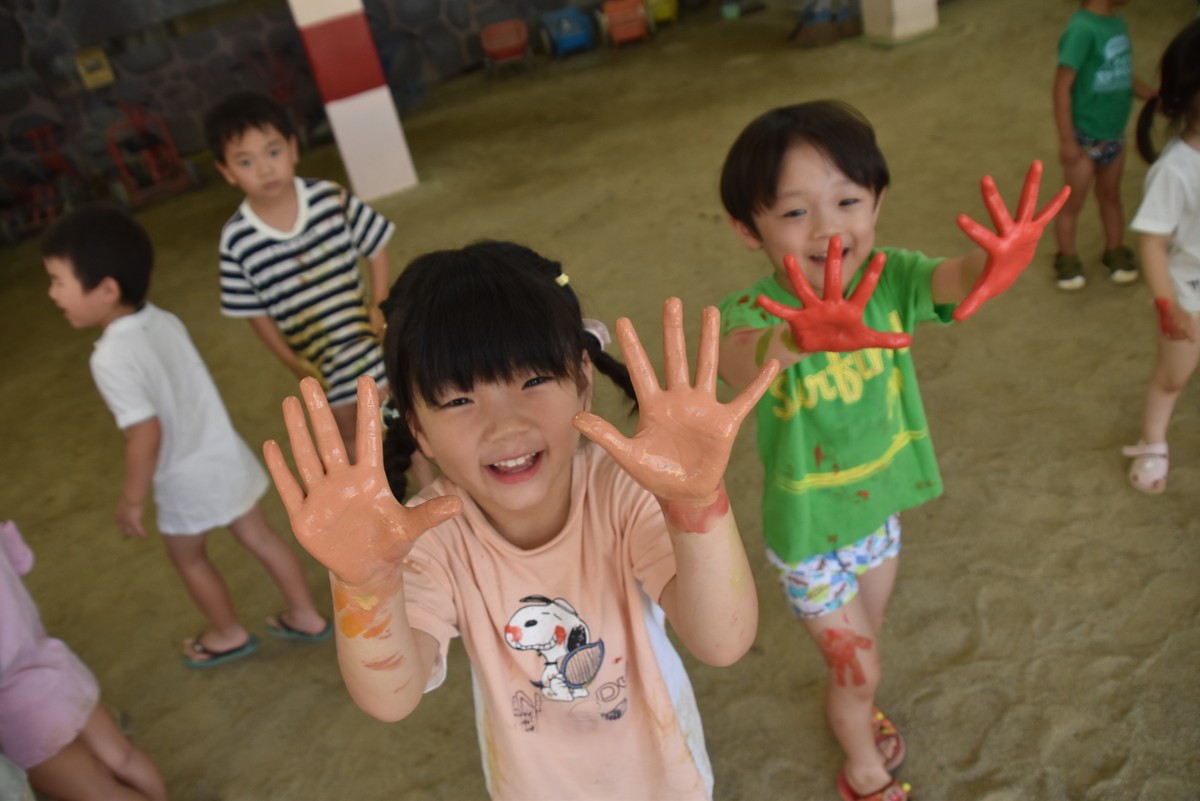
left=837, top=772, right=912, bottom=801
left=873, top=707, right=906, bottom=773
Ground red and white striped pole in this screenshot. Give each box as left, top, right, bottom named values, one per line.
left=287, top=0, right=418, bottom=199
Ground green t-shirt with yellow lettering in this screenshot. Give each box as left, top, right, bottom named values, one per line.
left=719, top=248, right=955, bottom=563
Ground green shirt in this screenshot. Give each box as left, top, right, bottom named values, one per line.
left=1058, top=10, right=1134, bottom=140
left=719, top=248, right=954, bottom=563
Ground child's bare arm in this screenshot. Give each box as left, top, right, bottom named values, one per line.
left=116, top=417, right=160, bottom=538
left=246, top=316, right=321, bottom=383
left=1053, top=66, right=1083, bottom=166
left=365, top=250, right=390, bottom=337
left=932, top=161, right=1070, bottom=320
left=1140, top=233, right=1196, bottom=342
left=719, top=324, right=802, bottom=392
left=574, top=299, right=779, bottom=666
left=264, top=376, right=462, bottom=721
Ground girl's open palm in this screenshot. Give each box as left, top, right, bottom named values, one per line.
left=263, top=376, right=461, bottom=587
left=573, top=298, right=779, bottom=504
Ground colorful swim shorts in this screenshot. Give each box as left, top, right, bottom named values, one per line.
left=766, top=515, right=901, bottom=620
left=1074, top=130, right=1125, bottom=167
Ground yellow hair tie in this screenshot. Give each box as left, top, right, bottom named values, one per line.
left=555, top=273, right=570, bottom=287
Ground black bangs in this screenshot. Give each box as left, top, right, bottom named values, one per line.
left=384, top=241, right=585, bottom=412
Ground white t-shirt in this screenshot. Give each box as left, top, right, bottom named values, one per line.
left=90, top=303, right=267, bottom=534
left=404, top=444, right=714, bottom=800
left=1131, top=137, right=1200, bottom=311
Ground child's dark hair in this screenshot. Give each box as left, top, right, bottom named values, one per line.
left=203, top=91, right=294, bottom=164
left=1135, top=18, right=1200, bottom=164
left=720, top=100, right=890, bottom=237
left=381, top=240, right=636, bottom=498
left=41, top=205, right=152, bottom=307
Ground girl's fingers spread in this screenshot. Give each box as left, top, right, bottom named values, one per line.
left=263, top=439, right=306, bottom=512
left=283, top=394, right=326, bottom=489
left=662, top=297, right=690, bottom=389
left=356, top=376, right=382, bottom=468
left=572, top=411, right=632, bottom=461
left=849, top=252, right=887, bottom=309
left=823, top=236, right=844, bottom=300
left=728, top=358, right=780, bottom=421
left=784, top=254, right=822, bottom=308
left=300, top=377, right=350, bottom=471
left=1036, top=184, right=1072, bottom=223
left=694, top=306, right=720, bottom=395
left=1013, top=160, right=1043, bottom=221
left=980, top=175, right=1013, bottom=235
left=616, top=317, right=660, bottom=401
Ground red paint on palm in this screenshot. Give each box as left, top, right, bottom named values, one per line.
left=953, top=160, right=1072, bottom=321
left=756, top=237, right=912, bottom=354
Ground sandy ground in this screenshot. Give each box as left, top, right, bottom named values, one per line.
left=2, top=0, right=1198, bottom=798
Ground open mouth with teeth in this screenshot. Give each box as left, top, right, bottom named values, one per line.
left=487, top=451, right=543, bottom=483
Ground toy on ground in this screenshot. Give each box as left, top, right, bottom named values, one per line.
left=0, top=123, right=87, bottom=244
left=539, top=8, right=596, bottom=58
left=481, top=19, right=534, bottom=73
left=104, top=102, right=201, bottom=209
left=597, top=0, right=653, bottom=48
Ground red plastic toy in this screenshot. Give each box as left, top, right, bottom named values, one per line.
left=481, top=20, right=533, bottom=72
left=598, top=0, right=653, bottom=48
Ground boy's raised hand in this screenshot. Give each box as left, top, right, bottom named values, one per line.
left=757, top=237, right=913, bottom=353
left=953, top=160, right=1071, bottom=321
left=263, top=376, right=461, bottom=587
left=573, top=299, right=779, bottom=529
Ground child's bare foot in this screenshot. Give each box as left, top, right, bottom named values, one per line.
left=265, top=610, right=332, bottom=641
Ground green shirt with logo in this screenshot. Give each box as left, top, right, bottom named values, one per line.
left=719, top=248, right=954, bottom=563
left=1058, top=10, right=1134, bottom=141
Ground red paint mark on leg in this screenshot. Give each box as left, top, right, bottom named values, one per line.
left=818, top=627, right=873, bottom=687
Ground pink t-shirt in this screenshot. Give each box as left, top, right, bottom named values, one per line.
left=405, top=444, right=714, bottom=800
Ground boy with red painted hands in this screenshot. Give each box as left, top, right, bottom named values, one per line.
left=716, top=101, right=1068, bottom=801
left=264, top=241, right=778, bottom=800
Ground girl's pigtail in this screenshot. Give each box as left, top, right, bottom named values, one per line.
left=382, top=404, right=420, bottom=501
left=583, top=328, right=638, bottom=407
left=1136, top=95, right=1160, bottom=164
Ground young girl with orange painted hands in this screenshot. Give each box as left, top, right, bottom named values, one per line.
left=263, top=242, right=779, bottom=800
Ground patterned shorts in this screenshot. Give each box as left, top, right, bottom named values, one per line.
left=766, top=515, right=901, bottom=620
left=1074, top=130, right=1125, bottom=167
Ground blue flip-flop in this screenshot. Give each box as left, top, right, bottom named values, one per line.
left=183, top=634, right=259, bottom=669
left=265, top=614, right=333, bottom=643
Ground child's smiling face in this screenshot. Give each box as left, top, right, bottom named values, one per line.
left=409, top=365, right=592, bottom=545
left=733, top=141, right=885, bottom=298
